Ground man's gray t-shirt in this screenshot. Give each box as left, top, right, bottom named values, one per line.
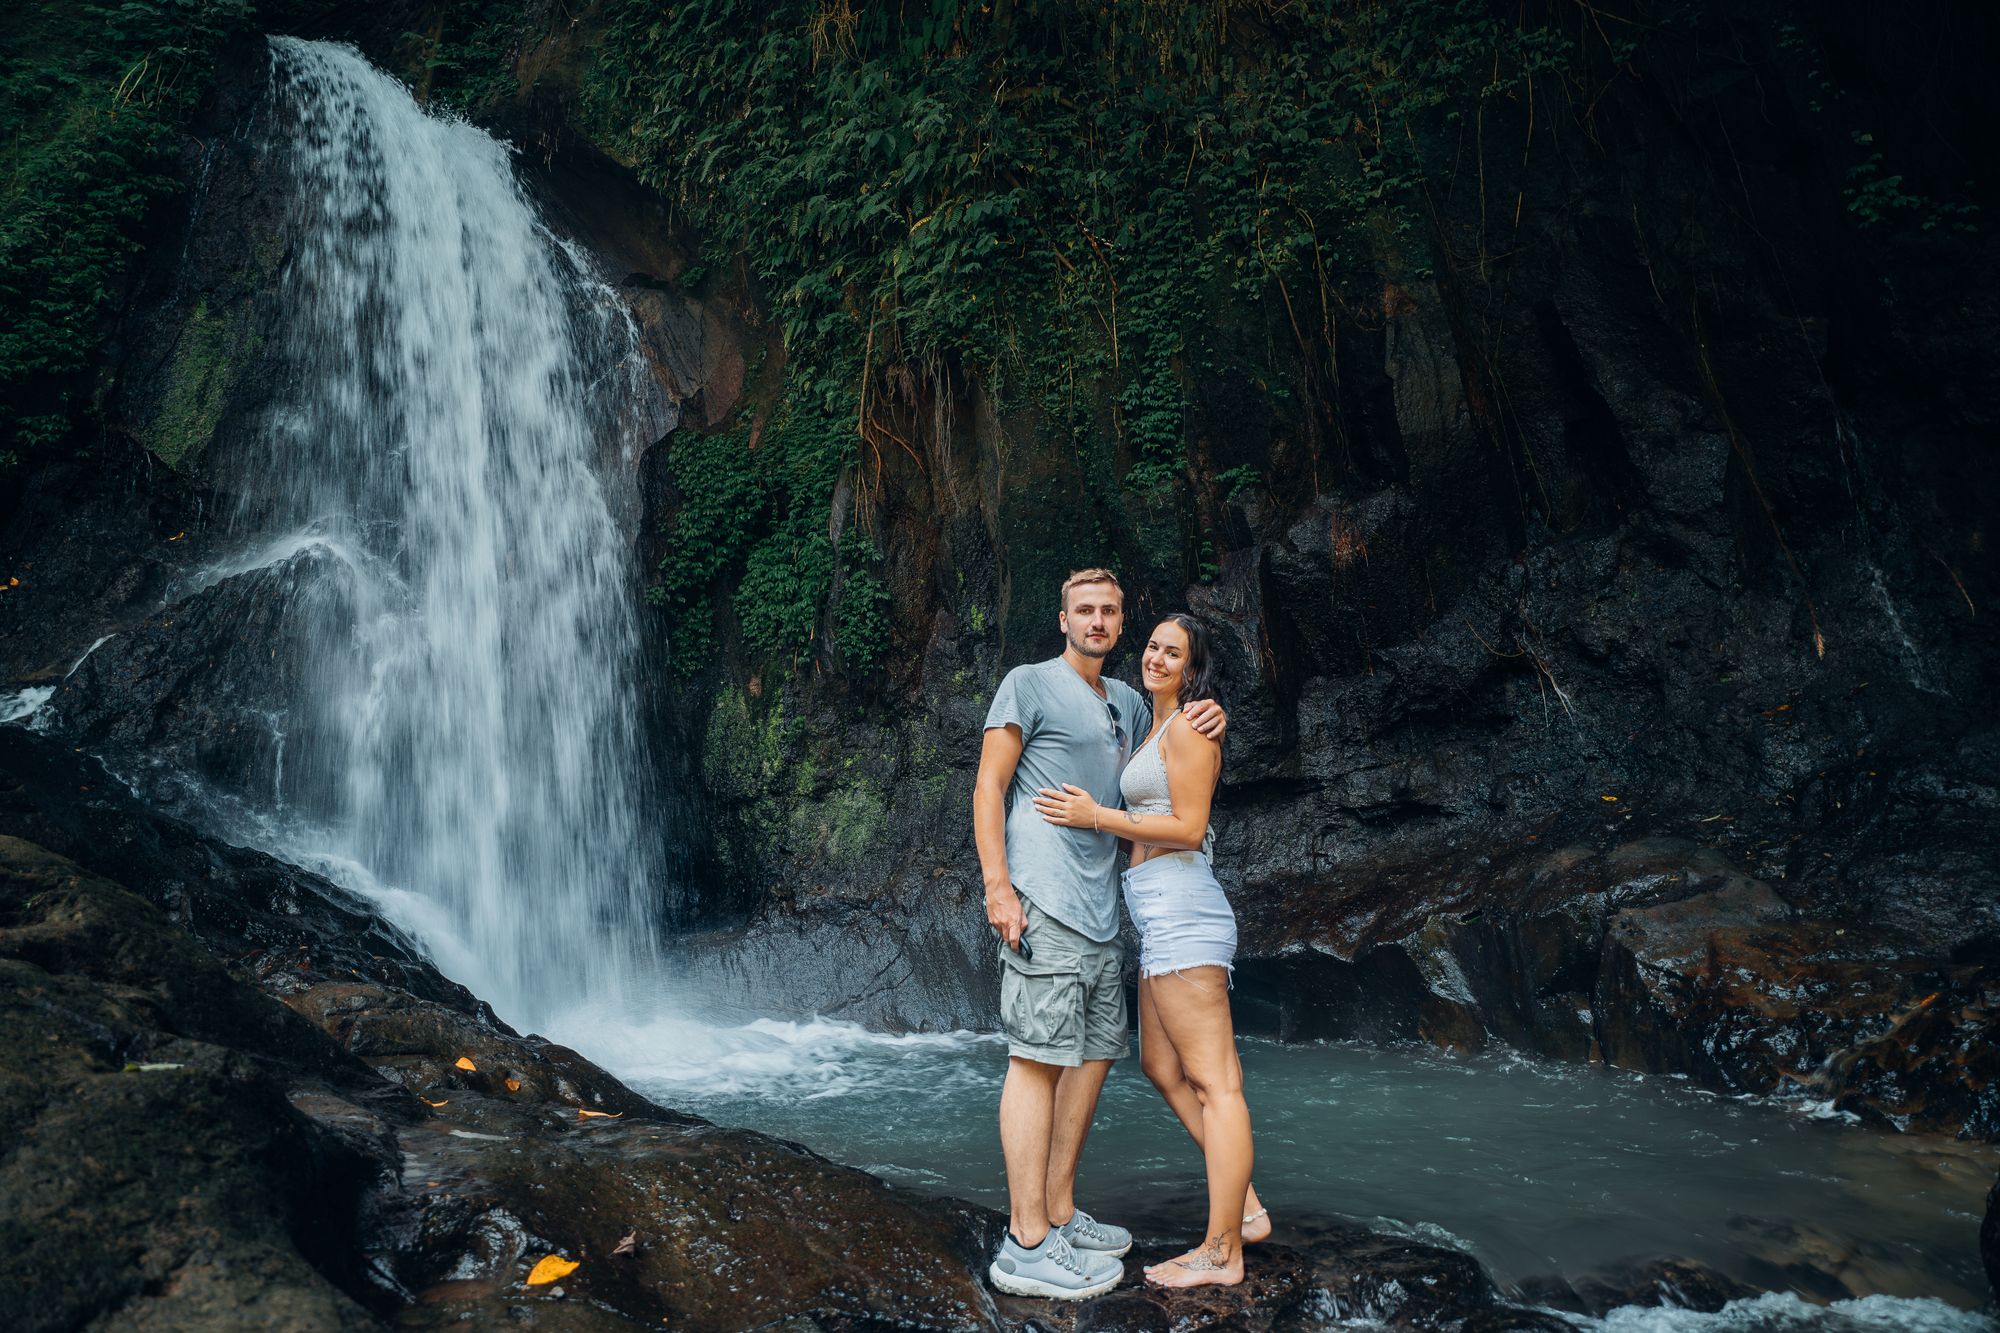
left=985, top=657, right=1151, bottom=943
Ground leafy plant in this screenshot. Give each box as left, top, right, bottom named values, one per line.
left=1843, top=132, right=1978, bottom=233
left=585, top=0, right=1594, bottom=674
left=650, top=361, right=863, bottom=672
left=0, top=0, right=257, bottom=465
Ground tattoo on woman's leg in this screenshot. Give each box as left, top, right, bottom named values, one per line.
left=1174, top=1234, right=1232, bottom=1272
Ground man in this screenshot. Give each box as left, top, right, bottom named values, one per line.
left=974, top=568, right=1225, bottom=1299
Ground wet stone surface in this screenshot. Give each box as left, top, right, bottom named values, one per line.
left=990, top=1243, right=1314, bottom=1332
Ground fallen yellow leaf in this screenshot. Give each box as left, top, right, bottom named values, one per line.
left=454, top=1056, right=477, bottom=1072
left=505, top=1076, right=522, bottom=1093
left=525, top=1254, right=578, bottom=1286
left=421, top=1096, right=450, bottom=1108
left=1601, top=795, right=1619, bottom=802
left=577, top=1108, right=624, bottom=1120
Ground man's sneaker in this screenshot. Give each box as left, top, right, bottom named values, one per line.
left=988, top=1228, right=1123, bottom=1300
left=1055, top=1207, right=1132, bottom=1258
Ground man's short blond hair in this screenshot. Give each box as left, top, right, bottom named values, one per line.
left=1059, top=567, right=1123, bottom=612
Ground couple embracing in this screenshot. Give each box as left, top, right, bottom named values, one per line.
left=974, top=568, right=1267, bottom=1299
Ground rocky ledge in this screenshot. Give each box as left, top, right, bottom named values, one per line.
left=2, top=725, right=1605, bottom=1330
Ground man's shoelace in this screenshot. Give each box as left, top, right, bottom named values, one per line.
left=1046, top=1231, right=1087, bottom=1275
left=1070, top=1214, right=1111, bottom=1242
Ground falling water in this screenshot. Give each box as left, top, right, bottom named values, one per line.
left=210, top=37, right=671, bottom=1026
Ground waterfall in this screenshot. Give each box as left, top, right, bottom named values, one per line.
left=206, top=37, right=672, bottom=1027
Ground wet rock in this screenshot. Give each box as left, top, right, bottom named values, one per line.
left=376, top=1107, right=998, bottom=1330
left=1599, top=878, right=2000, bottom=1135
left=0, top=822, right=999, bottom=1331
left=40, top=543, right=362, bottom=819
left=0, top=836, right=387, bottom=1331
left=0, top=725, right=477, bottom=1011
left=989, top=1243, right=1313, bottom=1332
left=1724, top=1215, right=1989, bottom=1308
left=1549, top=1257, right=1758, bottom=1315
left=281, top=979, right=676, bottom=1126
left=673, top=887, right=997, bottom=1033
left=1291, top=1219, right=1501, bottom=1328
left=0, top=441, right=214, bottom=684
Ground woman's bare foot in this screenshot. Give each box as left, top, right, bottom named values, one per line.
left=1143, top=1235, right=1245, bottom=1288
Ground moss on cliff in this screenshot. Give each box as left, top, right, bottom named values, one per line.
left=700, top=685, right=788, bottom=804
left=143, top=298, right=247, bottom=468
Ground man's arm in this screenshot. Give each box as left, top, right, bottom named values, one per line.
left=974, top=724, right=1028, bottom=949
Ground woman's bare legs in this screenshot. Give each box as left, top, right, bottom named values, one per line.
left=1135, top=968, right=1254, bottom=1287
left=1137, top=979, right=1269, bottom=1242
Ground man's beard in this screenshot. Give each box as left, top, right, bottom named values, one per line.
left=1067, top=627, right=1115, bottom=659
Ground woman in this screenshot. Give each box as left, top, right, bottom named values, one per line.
left=1033, top=612, right=1268, bottom=1288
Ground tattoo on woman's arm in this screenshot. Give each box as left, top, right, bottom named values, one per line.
left=1124, top=810, right=1141, bottom=827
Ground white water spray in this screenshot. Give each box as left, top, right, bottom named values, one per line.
left=216, top=38, right=671, bottom=1027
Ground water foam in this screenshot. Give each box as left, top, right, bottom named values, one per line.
left=1586, top=1292, right=1990, bottom=1333
left=544, top=1005, right=999, bottom=1102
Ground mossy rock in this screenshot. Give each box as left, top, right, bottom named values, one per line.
left=142, top=296, right=255, bottom=469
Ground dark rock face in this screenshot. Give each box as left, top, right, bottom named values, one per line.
left=0, top=834, right=388, bottom=1331
left=1984, top=1175, right=2000, bottom=1302
left=38, top=544, right=365, bottom=818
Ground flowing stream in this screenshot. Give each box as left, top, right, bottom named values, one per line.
left=199, top=37, right=671, bottom=1029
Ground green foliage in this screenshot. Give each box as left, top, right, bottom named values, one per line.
left=1216, top=463, right=1263, bottom=501
left=1771, top=22, right=1978, bottom=236
left=833, top=561, right=891, bottom=671
left=400, top=0, right=524, bottom=115
left=586, top=0, right=1591, bottom=671
left=584, top=1, right=1577, bottom=387
left=1843, top=133, right=1978, bottom=234
left=651, top=362, right=865, bottom=672
left=0, top=0, right=256, bottom=465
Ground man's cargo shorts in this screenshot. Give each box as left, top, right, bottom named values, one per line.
left=998, top=895, right=1130, bottom=1066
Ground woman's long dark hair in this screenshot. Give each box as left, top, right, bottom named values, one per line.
left=1158, top=612, right=1218, bottom=706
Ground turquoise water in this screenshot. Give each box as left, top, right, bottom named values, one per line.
left=561, top=1012, right=1996, bottom=1324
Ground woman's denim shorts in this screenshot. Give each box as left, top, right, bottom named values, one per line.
left=1121, top=850, right=1237, bottom=981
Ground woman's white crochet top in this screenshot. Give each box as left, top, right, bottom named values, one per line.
left=1118, top=708, right=1215, bottom=858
